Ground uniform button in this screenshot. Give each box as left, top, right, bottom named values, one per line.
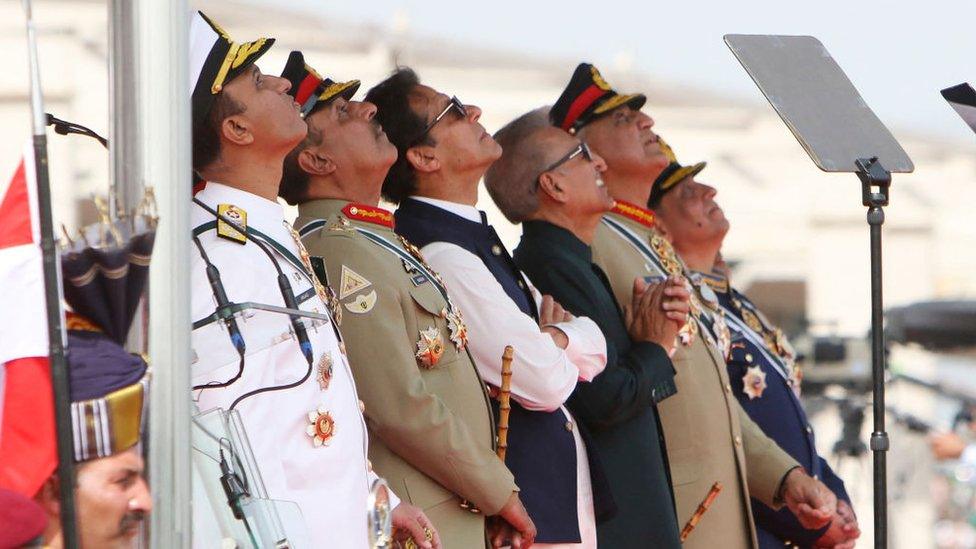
left=805, top=426, right=813, bottom=434
left=358, top=399, right=366, bottom=413
left=366, top=459, right=373, bottom=472
left=734, top=435, right=742, bottom=446
left=565, top=421, right=574, bottom=432
left=745, top=353, right=754, bottom=363
left=517, top=280, right=525, bottom=289
left=491, top=244, right=502, bottom=256
left=725, top=384, right=732, bottom=394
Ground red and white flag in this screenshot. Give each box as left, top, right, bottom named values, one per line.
left=0, top=142, right=57, bottom=497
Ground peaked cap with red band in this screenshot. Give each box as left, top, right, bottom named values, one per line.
left=648, top=137, right=707, bottom=208
left=549, top=63, right=647, bottom=134
left=281, top=51, right=361, bottom=117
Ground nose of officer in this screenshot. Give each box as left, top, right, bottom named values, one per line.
left=591, top=150, right=608, bottom=173
left=637, top=110, right=654, bottom=131
left=700, top=182, right=717, bottom=199
left=465, top=104, right=483, bottom=123
left=271, top=74, right=292, bottom=95
left=355, top=100, right=378, bottom=120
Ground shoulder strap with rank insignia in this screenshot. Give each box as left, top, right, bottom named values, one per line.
left=216, top=203, right=247, bottom=244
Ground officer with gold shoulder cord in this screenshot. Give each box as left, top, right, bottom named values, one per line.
left=277, top=51, right=515, bottom=548
left=650, top=144, right=859, bottom=549
left=547, top=63, right=838, bottom=549
left=187, top=16, right=431, bottom=548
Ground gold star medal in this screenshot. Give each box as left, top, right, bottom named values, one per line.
left=317, top=353, right=333, bottom=390
left=306, top=407, right=336, bottom=447
left=415, top=326, right=445, bottom=368
left=742, top=366, right=767, bottom=400
left=445, top=307, right=468, bottom=350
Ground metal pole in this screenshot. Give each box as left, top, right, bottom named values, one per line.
left=108, top=0, right=142, bottom=218
left=856, top=157, right=891, bottom=549
left=868, top=205, right=887, bottom=548
left=21, top=1, right=78, bottom=547
left=139, top=0, right=192, bottom=547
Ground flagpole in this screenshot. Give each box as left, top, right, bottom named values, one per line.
left=21, top=1, right=78, bottom=547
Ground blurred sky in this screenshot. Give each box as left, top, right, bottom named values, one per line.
left=260, top=0, right=976, bottom=143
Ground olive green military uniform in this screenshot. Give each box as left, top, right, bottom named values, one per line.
left=295, top=199, right=517, bottom=548
left=591, top=205, right=799, bottom=549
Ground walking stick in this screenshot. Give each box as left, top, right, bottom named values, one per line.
left=680, top=482, right=723, bottom=542
left=497, top=345, right=514, bottom=461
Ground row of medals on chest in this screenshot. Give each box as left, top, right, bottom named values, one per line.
left=288, top=222, right=470, bottom=447
left=649, top=232, right=797, bottom=400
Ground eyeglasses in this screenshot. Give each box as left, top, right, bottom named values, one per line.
left=411, top=96, right=467, bottom=145
left=543, top=142, right=593, bottom=173
left=535, top=142, right=594, bottom=189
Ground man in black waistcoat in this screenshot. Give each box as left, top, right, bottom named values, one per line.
left=366, top=69, right=619, bottom=548
left=487, top=109, right=692, bottom=548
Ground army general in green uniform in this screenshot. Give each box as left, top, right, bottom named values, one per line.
left=277, top=53, right=532, bottom=548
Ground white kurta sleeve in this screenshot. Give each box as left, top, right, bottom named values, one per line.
left=422, top=242, right=587, bottom=411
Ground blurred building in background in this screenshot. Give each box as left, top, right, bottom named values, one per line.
left=3, top=0, right=975, bottom=339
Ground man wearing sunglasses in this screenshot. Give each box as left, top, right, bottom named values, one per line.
left=367, top=69, right=615, bottom=548
left=487, top=108, right=694, bottom=549
left=547, top=63, right=838, bottom=549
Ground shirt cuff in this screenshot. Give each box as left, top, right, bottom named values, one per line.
left=629, top=341, right=678, bottom=403
left=552, top=316, right=608, bottom=382
left=368, top=469, right=401, bottom=509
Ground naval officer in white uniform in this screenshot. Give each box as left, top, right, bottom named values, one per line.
left=186, top=12, right=437, bottom=548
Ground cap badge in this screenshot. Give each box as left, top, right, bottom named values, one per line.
left=590, top=66, right=611, bottom=91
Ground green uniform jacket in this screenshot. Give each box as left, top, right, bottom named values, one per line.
left=296, top=199, right=517, bottom=548
left=591, top=210, right=799, bottom=549
left=514, top=220, right=681, bottom=549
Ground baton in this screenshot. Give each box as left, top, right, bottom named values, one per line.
left=680, top=482, right=723, bottom=542
left=497, top=345, right=514, bottom=461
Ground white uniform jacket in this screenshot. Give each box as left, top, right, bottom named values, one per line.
left=190, top=182, right=391, bottom=548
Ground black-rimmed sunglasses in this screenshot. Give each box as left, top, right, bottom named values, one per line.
left=411, top=96, right=468, bottom=145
